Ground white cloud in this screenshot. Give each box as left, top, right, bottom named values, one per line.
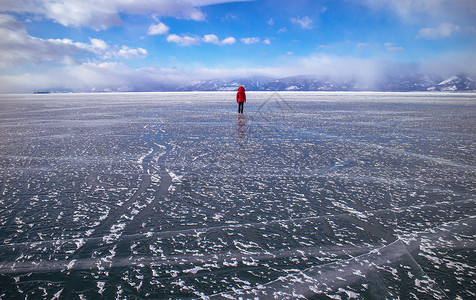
left=166, top=34, right=201, bottom=46
left=148, top=22, right=169, bottom=35
left=0, top=14, right=147, bottom=67
left=221, top=37, right=236, bottom=45
left=241, top=37, right=260, bottom=44
left=90, top=38, right=109, bottom=51
left=263, top=38, right=271, bottom=45
left=0, top=14, right=84, bottom=67
left=203, top=34, right=220, bottom=44
left=291, top=16, right=313, bottom=29
left=116, top=46, right=148, bottom=59
left=0, top=12, right=23, bottom=29
left=0, top=0, right=248, bottom=30
left=417, top=22, right=460, bottom=39
left=43, top=0, right=123, bottom=30
left=167, top=34, right=235, bottom=46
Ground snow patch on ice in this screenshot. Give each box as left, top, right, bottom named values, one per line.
left=337, top=287, right=359, bottom=299
left=137, top=148, right=154, bottom=165
left=97, top=281, right=105, bottom=295
left=166, top=169, right=183, bottom=183
left=183, top=266, right=205, bottom=274
left=331, top=201, right=368, bottom=219
left=74, top=238, right=85, bottom=250
left=52, top=289, right=63, bottom=300
left=65, top=259, right=77, bottom=270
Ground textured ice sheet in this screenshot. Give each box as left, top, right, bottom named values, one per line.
left=0, top=92, right=475, bottom=299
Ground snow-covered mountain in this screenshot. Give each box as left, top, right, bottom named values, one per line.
left=174, top=74, right=475, bottom=92
left=432, top=75, right=476, bottom=91
left=176, top=77, right=271, bottom=91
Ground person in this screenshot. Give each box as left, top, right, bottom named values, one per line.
left=236, top=86, right=246, bottom=113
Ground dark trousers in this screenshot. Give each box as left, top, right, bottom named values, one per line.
left=238, top=102, right=244, bottom=113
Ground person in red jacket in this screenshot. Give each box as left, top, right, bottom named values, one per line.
left=236, top=86, right=246, bottom=113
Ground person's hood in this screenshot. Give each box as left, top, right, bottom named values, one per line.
left=238, top=86, right=245, bottom=92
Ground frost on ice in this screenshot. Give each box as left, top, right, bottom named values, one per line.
left=0, top=92, right=475, bottom=299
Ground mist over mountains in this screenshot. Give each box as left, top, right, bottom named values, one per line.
left=175, top=74, right=476, bottom=92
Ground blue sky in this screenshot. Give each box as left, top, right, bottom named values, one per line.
left=1, top=0, right=475, bottom=92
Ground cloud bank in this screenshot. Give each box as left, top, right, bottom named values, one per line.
left=2, top=52, right=475, bottom=93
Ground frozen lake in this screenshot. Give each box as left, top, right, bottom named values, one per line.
left=0, top=92, right=475, bottom=299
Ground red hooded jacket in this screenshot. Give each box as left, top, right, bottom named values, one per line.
left=236, top=86, right=246, bottom=103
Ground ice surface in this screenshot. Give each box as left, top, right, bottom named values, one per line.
left=0, top=92, right=475, bottom=298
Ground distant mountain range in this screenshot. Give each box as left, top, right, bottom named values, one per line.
left=173, top=74, right=476, bottom=92
left=37, top=74, right=476, bottom=93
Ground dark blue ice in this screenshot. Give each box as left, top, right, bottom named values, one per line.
left=0, top=92, right=475, bottom=299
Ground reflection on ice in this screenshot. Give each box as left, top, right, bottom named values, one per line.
left=0, top=92, right=475, bottom=298
left=237, top=113, right=247, bottom=141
